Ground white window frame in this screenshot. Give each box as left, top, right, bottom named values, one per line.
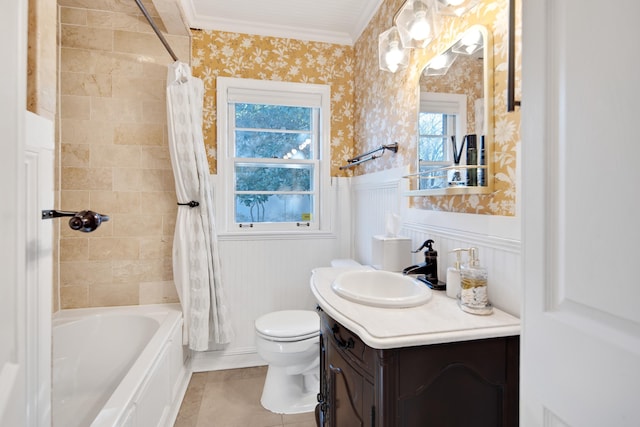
left=216, top=77, right=332, bottom=235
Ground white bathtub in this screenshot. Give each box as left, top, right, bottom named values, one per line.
left=53, top=304, right=189, bottom=427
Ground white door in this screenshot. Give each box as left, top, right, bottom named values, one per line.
left=521, top=0, right=640, bottom=425
left=0, top=0, right=29, bottom=425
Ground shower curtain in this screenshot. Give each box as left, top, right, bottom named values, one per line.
left=166, top=61, right=233, bottom=350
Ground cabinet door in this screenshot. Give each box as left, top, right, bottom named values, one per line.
left=326, top=339, right=374, bottom=427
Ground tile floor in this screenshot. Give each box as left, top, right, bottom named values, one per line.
left=174, top=366, right=317, bottom=427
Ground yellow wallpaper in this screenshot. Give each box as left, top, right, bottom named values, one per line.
left=190, top=30, right=355, bottom=176
left=354, top=0, right=520, bottom=216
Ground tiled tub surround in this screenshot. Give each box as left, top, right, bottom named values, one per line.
left=52, top=304, right=189, bottom=427
left=57, top=1, right=190, bottom=309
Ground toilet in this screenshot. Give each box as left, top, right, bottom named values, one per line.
left=255, top=310, right=320, bottom=414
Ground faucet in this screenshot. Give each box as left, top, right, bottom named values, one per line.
left=402, top=239, right=441, bottom=288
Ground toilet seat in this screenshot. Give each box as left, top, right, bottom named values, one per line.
left=255, top=310, right=319, bottom=342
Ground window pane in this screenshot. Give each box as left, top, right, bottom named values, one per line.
left=235, top=194, right=313, bottom=223
left=235, top=131, right=314, bottom=159
left=235, top=103, right=312, bottom=130
left=419, top=112, right=444, bottom=135
left=236, top=164, right=312, bottom=192
left=419, top=136, right=447, bottom=162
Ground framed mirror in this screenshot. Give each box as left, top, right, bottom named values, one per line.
left=406, top=25, right=493, bottom=196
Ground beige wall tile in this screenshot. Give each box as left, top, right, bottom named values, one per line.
left=90, top=191, right=140, bottom=214
left=61, top=167, right=113, bottom=190
left=112, top=213, right=163, bottom=237
left=60, top=95, right=91, bottom=120
left=139, top=281, right=178, bottom=305
left=61, top=143, right=90, bottom=168
left=60, top=72, right=112, bottom=97
left=86, top=10, right=115, bottom=29
left=113, top=168, right=142, bottom=191
left=140, top=146, right=171, bottom=169
left=162, top=214, right=176, bottom=236
left=113, top=30, right=171, bottom=59
left=140, top=192, right=177, bottom=214
left=90, top=97, right=144, bottom=122
left=61, top=24, right=113, bottom=51
left=59, top=7, right=87, bottom=25
left=139, top=237, right=172, bottom=260
left=89, top=282, right=139, bottom=307
left=112, top=259, right=167, bottom=284
left=60, top=119, right=114, bottom=145
left=114, top=123, right=163, bottom=146
left=89, top=237, right=140, bottom=260
left=59, top=260, right=113, bottom=286
left=60, top=284, right=89, bottom=309
left=90, top=144, right=141, bottom=168
left=60, top=190, right=91, bottom=210
left=142, top=100, right=167, bottom=124
left=58, top=2, right=185, bottom=310
left=112, top=76, right=164, bottom=101
left=59, top=237, right=89, bottom=262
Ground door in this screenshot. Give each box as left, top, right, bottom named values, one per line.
left=521, top=0, right=640, bottom=425
left=0, top=0, right=29, bottom=425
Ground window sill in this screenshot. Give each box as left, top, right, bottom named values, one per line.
left=217, top=230, right=337, bottom=241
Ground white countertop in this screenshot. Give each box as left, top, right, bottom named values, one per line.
left=310, top=266, right=521, bottom=350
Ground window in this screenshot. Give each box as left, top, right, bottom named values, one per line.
left=217, top=78, right=331, bottom=233
left=418, top=92, right=467, bottom=189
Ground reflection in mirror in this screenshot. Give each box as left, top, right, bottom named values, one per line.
left=410, top=25, right=493, bottom=196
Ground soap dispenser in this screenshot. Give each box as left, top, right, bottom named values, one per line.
left=459, top=247, right=493, bottom=315
left=446, top=248, right=466, bottom=299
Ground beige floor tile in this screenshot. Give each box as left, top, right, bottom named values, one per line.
left=175, top=367, right=318, bottom=427
left=174, top=372, right=208, bottom=427
left=195, top=368, right=283, bottom=427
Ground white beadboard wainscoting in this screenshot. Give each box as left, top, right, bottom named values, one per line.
left=193, top=168, right=521, bottom=371
left=192, top=177, right=352, bottom=371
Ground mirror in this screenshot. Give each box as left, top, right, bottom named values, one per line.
left=407, top=25, right=493, bottom=196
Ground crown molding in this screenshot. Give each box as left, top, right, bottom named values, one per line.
left=179, top=0, right=384, bottom=45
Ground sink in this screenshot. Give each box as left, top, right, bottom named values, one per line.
left=331, top=270, right=433, bottom=308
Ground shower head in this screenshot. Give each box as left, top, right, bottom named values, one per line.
left=68, top=210, right=110, bottom=233
left=41, top=209, right=110, bottom=233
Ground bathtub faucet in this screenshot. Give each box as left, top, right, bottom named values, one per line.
left=42, top=209, right=110, bottom=232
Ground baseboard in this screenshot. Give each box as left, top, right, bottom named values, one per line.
left=190, top=348, right=267, bottom=372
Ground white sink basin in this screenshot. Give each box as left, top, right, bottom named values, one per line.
left=331, top=270, right=432, bottom=308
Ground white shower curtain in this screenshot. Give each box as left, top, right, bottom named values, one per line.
left=166, top=61, right=233, bottom=350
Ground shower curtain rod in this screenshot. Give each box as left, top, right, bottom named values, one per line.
left=134, top=0, right=179, bottom=62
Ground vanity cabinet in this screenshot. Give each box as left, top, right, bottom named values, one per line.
left=316, top=309, right=519, bottom=427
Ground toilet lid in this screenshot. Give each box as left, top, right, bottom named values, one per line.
left=255, top=310, right=319, bottom=341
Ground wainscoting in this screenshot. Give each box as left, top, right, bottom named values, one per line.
left=193, top=168, right=521, bottom=371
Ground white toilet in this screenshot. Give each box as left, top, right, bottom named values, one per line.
left=255, top=309, right=320, bottom=414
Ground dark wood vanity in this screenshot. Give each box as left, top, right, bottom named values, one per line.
left=315, top=308, right=519, bottom=427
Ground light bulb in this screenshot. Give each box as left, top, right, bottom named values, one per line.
left=385, top=40, right=404, bottom=71
left=461, top=29, right=481, bottom=47
left=430, top=54, right=449, bottom=69
left=446, top=0, right=465, bottom=5
left=409, top=11, right=431, bottom=41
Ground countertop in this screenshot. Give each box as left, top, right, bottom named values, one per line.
left=310, top=266, right=521, bottom=349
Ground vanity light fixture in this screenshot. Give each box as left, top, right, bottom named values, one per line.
left=435, top=0, right=481, bottom=16
left=395, top=0, right=439, bottom=49
left=379, top=26, right=409, bottom=73
left=423, top=52, right=457, bottom=76
left=452, top=28, right=483, bottom=55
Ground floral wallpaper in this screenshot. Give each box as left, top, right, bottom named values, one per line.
left=420, top=54, right=484, bottom=136
left=190, top=0, right=520, bottom=215
left=190, top=30, right=355, bottom=176
left=354, top=0, right=520, bottom=216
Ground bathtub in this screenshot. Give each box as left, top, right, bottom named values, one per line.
left=52, top=304, right=189, bottom=427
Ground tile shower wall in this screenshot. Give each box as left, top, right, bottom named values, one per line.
left=57, top=0, right=189, bottom=309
